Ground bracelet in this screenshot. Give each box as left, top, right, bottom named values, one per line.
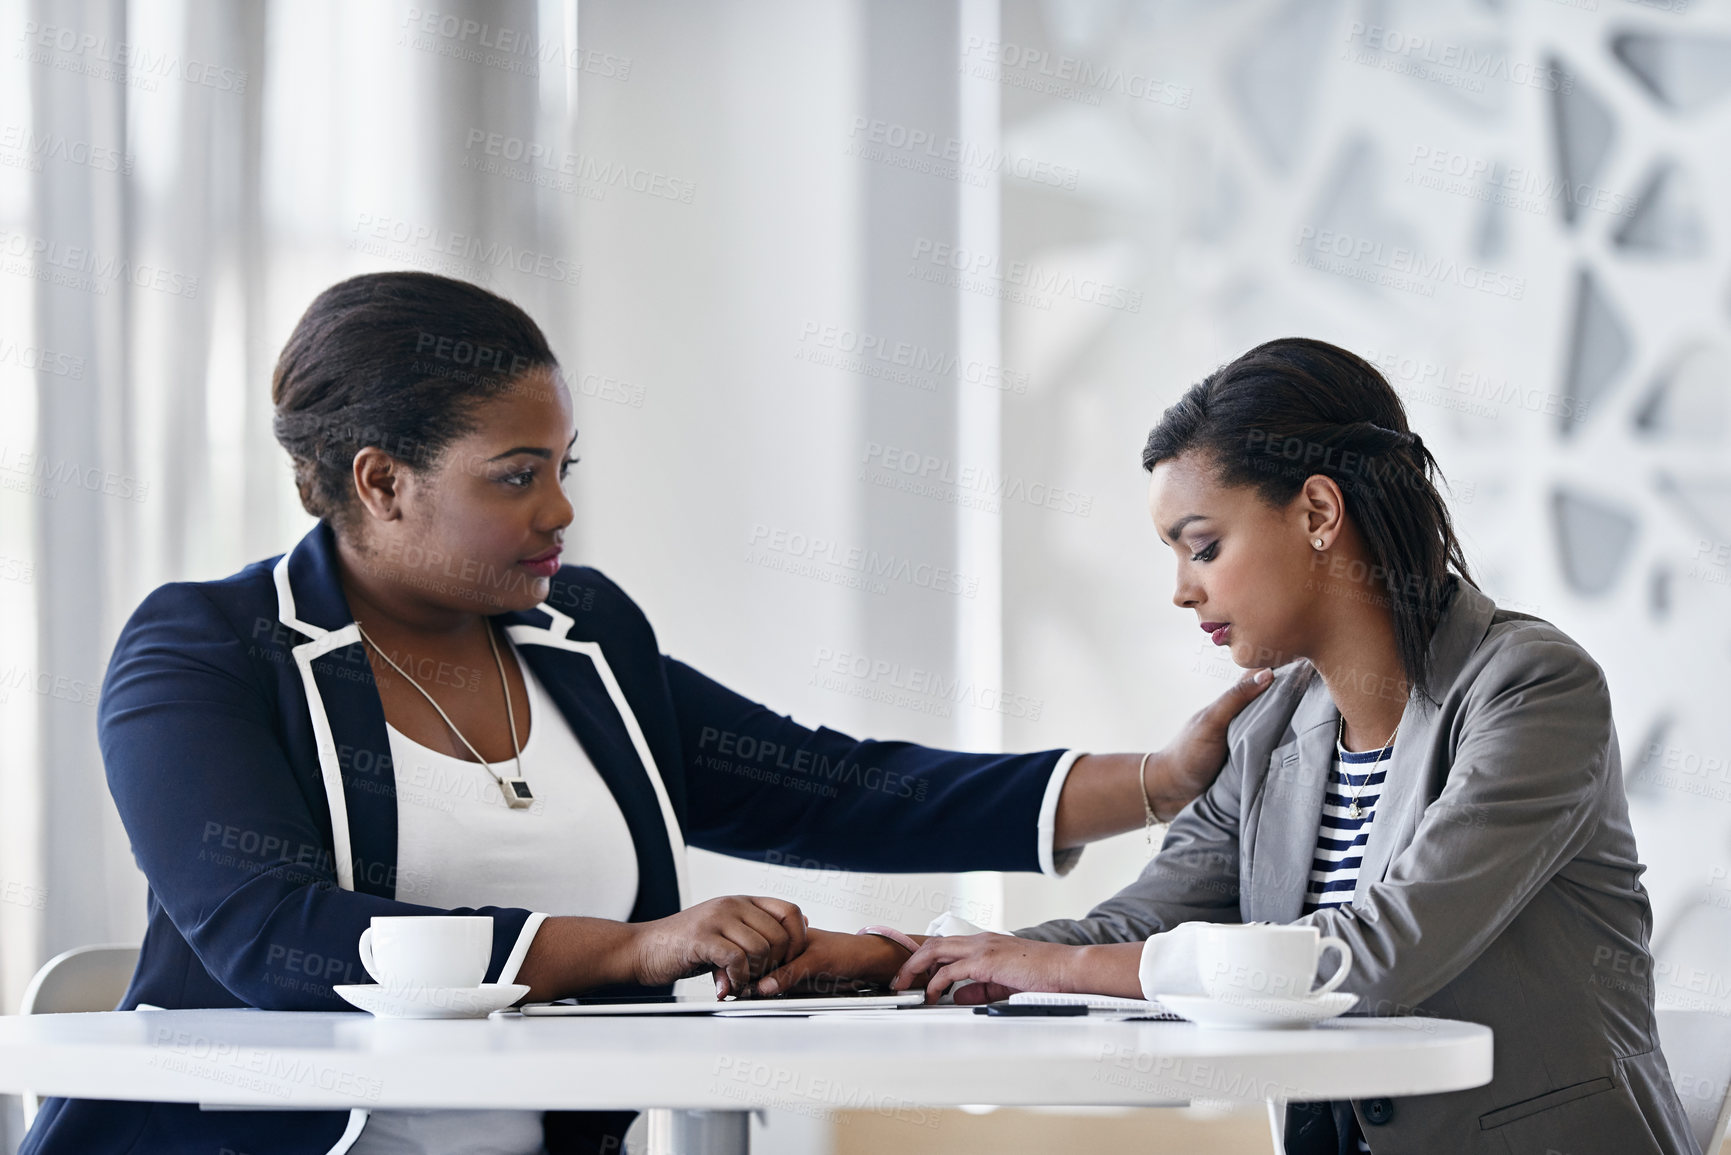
left=1138, top=751, right=1161, bottom=849
left=856, top=925, right=919, bottom=955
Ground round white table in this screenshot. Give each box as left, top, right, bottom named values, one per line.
left=0, top=1007, right=1492, bottom=1153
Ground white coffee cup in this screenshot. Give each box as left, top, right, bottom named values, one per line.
left=357, top=915, right=492, bottom=990
left=1196, top=924, right=1352, bottom=1003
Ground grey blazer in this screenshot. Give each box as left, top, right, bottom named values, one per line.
left=1020, top=577, right=1697, bottom=1155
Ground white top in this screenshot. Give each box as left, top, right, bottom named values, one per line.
left=347, top=648, right=1084, bottom=1155
left=384, top=643, right=640, bottom=922
left=354, top=647, right=638, bottom=1155
left=1302, top=739, right=1393, bottom=913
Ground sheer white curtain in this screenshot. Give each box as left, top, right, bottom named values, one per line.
left=0, top=3, right=577, bottom=1147
left=2, top=6, right=1016, bottom=1152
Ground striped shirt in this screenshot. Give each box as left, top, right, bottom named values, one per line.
left=1303, top=738, right=1393, bottom=914
left=1304, top=737, right=1393, bottom=1154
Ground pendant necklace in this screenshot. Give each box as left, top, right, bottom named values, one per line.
left=357, top=620, right=535, bottom=809
left=1337, top=714, right=1396, bottom=821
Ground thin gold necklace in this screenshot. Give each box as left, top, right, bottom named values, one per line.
left=356, top=620, right=535, bottom=809
left=1336, top=714, right=1397, bottom=820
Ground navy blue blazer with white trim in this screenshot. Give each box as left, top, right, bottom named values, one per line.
left=22, top=522, right=1067, bottom=1155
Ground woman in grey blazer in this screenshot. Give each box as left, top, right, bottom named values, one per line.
left=772, top=338, right=1697, bottom=1155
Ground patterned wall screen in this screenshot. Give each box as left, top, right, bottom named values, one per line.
left=995, top=0, right=1731, bottom=1000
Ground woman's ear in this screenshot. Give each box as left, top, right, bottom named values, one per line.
left=351, top=447, right=404, bottom=522
left=1298, top=473, right=1346, bottom=549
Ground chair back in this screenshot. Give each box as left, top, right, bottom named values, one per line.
left=1657, top=1007, right=1731, bottom=1155
left=17, top=943, right=140, bottom=1127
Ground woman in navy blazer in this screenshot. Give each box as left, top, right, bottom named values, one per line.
left=21, top=272, right=1269, bottom=1155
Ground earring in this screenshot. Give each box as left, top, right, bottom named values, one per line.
left=1313, top=539, right=1325, bottom=549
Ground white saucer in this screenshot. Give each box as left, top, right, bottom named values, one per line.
left=1156, top=991, right=1358, bottom=1030
left=334, top=982, right=529, bottom=1019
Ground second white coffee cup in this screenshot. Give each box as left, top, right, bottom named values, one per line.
left=1197, top=924, right=1352, bottom=1002
left=358, top=915, right=492, bottom=989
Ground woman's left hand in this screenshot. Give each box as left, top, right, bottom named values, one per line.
left=890, top=933, right=1085, bottom=1004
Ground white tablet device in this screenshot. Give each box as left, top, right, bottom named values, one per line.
left=520, top=992, right=925, bottom=1016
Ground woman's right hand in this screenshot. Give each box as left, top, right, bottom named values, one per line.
left=624, top=895, right=808, bottom=997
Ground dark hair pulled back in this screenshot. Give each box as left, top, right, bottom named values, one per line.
left=1142, top=337, right=1477, bottom=696
left=271, top=271, right=558, bottom=526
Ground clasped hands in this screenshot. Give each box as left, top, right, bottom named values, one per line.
left=642, top=899, right=1092, bottom=1004
left=751, top=926, right=1100, bottom=1005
